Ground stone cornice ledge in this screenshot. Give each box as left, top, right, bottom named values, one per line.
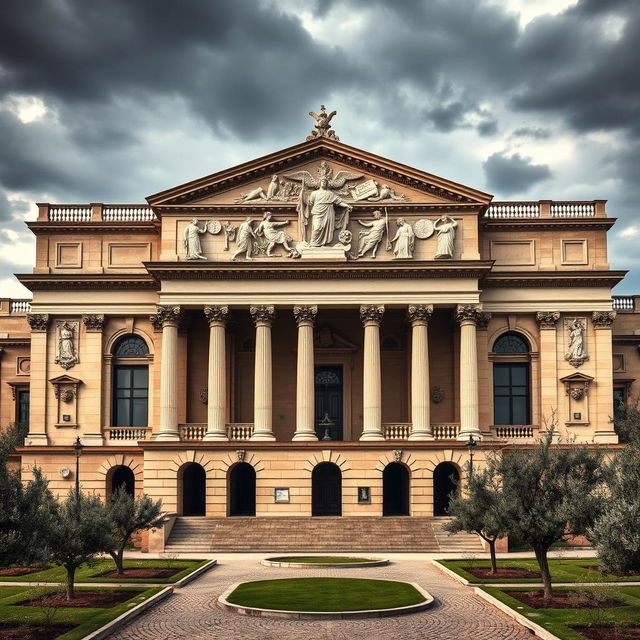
left=16, top=273, right=159, bottom=291
left=483, top=270, right=627, bottom=288
left=144, top=260, right=494, bottom=281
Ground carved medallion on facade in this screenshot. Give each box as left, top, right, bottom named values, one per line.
left=55, top=321, right=79, bottom=370
left=393, top=449, right=403, bottom=463
left=431, top=386, right=445, bottom=404
left=564, top=318, right=589, bottom=368
left=236, top=450, right=246, bottom=463
left=199, top=388, right=208, bottom=405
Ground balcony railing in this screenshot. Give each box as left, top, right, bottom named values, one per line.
left=227, top=423, right=254, bottom=440
left=485, top=200, right=602, bottom=219
left=493, top=425, right=536, bottom=439
left=178, top=423, right=255, bottom=441
left=383, top=423, right=411, bottom=439
left=106, top=427, right=150, bottom=441
left=432, top=423, right=460, bottom=439
left=613, top=296, right=636, bottom=312
left=382, top=423, right=461, bottom=439
left=9, top=300, right=31, bottom=314
left=103, top=205, right=155, bottom=221
left=41, top=203, right=157, bottom=222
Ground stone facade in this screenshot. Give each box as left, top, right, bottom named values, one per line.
left=0, top=118, right=634, bottom=529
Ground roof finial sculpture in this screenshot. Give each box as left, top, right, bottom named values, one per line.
left=307, top=105, right=339, bottom=141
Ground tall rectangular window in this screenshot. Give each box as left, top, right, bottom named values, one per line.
left=17, top=390, right=30, bottom=428
left=113, top=365, right=148, bottom=427
left=493, top=363, right=530, bottom=425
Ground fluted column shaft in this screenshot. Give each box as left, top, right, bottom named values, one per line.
left=154, top=306, right=182, bottom=441
left=360, top=305, right=385, bottom=441
left=456, top=305, right=482, bottom=441
left=250, top=305, right=276, bottom=441
left=204, top=306, right=229, bottom=441
left=293, top=305, right=318, bottom=441
left=408, top=305, right=433, bottom=440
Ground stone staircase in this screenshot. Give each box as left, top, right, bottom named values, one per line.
left=165, top=516, right=484, bottom=553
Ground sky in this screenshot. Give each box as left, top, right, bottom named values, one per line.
left=1, top=0, right=639, bottom=297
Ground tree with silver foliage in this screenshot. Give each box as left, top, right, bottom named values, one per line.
left=589, top=435, right=640, bottom=575
left=494, top=428, right=604, bottom=602
left=105, top=486, right=163, bottom=575
left=444, top=463, right=509, bottom=574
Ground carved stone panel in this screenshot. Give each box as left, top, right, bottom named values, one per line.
left=564, top=318, right=589, bottom=368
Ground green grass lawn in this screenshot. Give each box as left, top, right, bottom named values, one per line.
left=483, top=586, right=640, bottom=640
left=440, top=558, right=640, bottom=584
left=268, top=556, right=378, bottom=564
left=227, top=577, right=424, bottom=612
left=0, top=558, right=209, bottom=584
left=0, top=584, right=163, bottom=640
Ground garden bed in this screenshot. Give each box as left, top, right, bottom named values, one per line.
left=504, top=590, right=622, bottom=610
left=0, top=623, right=74, bottom=640
left=574, top=626, right=640, bottom=639
left=96, top=567, right=182, bottom=579
left=466, top=567, right=541, bottom=580
left=18, top=590, right=140, bottom=609
left=0, top=567, right=44, bottom=577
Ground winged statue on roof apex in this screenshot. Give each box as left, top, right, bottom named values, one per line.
left=307, top=105, right=339, bottom=141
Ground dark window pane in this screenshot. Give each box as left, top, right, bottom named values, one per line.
left=131, top=400, right=148, bottom=426
left=493, top=363, right=530, bottom=425
left=493, top=367, right=510, bottom=385
left=116, top=399, right=130, bottom=426
left=494, top=398, right=511, bottom=424
left=493, top=333, right=529, bottom=354
left=114, top=365, right=148, bottom=427
left=133, top=368, right=148, bottom=386
left=512, top=397, right=528, bottom=424
left=511, top=367, right=527, bottom=385
left=116, top=368, right=131, bottom=387
left=114, top=335, right=149, bottom=357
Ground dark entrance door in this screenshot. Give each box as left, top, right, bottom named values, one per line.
left=433, top=462, right=459, bottom=516
left=229, top=463, right=256, bottom=516
left=182, top=463, right=206, bottom=516
left=383, top=463, right=410, bottom=516
left=111, top=465, right=135, bottom=497
left=312, top=462, right=342, bottom=516
left=314, top=366, right=343, bottom=441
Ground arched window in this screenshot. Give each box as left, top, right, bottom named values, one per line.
left=112, top=334, right=149, bottom=427
left=492, top=332, right=531, bottom=425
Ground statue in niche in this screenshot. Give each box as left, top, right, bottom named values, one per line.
left=565, top=319, right=588, bottom=367
left=255, top=212, right=299, bottom=258
left=367, top=182, right=408, bottom=202
left=355, top=210, right=388, bottom=259
left=391, top=218, right=415, bottom=259
left=434, top=215, right=458, bottom=259
left=56, top=322, right=78, bottom=370
left=183, top=218, right=207, bottom=260
left=231, top=217, right=257, bottom=260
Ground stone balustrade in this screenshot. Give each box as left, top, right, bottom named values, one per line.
left=48, top=205, right=92, bottom=222
left=485, top=200, right=603, bottom=219
left=383, top=423, right=411, bottom=439
left=494, top=425, right=535, bottom=439
left=613, top=296, right=636, bottom=312
left=41, top=203, right=157, bottom=222
left=432, top=423, right=460, bottom=439
left=9, top=300, right=31, bottom=314
left=103, top=205, right=155, bottom=221
left=107, top=427, right=149, bottom=441
left=227, top=423, right=255, bottom=440
left=178, top=423, right=254, bottom=441
left=179, top=424, right=207, bottom=440
left=485, top=202, right=540, bottom=218
left=550, top=202, right=595, bottom=217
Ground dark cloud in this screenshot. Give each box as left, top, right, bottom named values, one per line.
left=511, top=126, right=551, bottom=139
left=483, top=151, right=552, bottom=194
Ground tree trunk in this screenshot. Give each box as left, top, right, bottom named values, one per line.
left=109, top=549, right=125, bottom=575
left=65, top=565, right=76, bottom=600
left=534, top=545, right=553, bottom=601
left=489, top=538, right=498, bottom=574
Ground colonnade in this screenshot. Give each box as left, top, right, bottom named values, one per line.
left=152, top=303, right=488, bottom=442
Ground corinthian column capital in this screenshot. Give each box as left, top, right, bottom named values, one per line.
left=293, top=305, right=318, bottom=326
left=82, top=314, right=105, bottom=332
left=150, top=305, right=183, bottom=331
left=536, top=311, right=561, bottom=329
left=407, top=304, right=433, bottom=326
left=592, top=310, right=616, bottom=329
left=27, top=313, right=50, bottom=332
left=250, top=305, right=275, bottom=327
left=455, top=304, right=483, bottom=326
left=360, top=304, right=385, bottom=326
left=204, top=305, right=229, bottom=327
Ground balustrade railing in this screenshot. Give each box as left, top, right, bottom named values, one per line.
left=613, top=296, right=635, bottom=312
left=432, top=423, right=460, bottom=439
left=107, top=427, right=149, bottom=441
left=48, top=206, right=92, bottom=222
left=550, top=202, right=595, bottom=217
left=227, top=423, right=254, bottom=440
left=485, top=202, right=540, bottom=219
left=9, top=300, right=31, bottom=313
left=103, top=205, right=155, bottom=221
left=485, top=200, right=600, bottom=219
left=383, top=423, right=411, bottom=439
left=494, top=425, right=535, bottom=439
left=179, top=424, right=206, bottom=440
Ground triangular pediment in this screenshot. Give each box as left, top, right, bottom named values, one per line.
left=147, top=138, right=492, bottom=210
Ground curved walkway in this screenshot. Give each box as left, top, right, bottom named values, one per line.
left=110, top=554, right=532, bottom=640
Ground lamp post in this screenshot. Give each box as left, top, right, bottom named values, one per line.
left=466, top=434, right=477, bottom=477
left=73, top=436, right=84, bottom=498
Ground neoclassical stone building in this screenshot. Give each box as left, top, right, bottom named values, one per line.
left=0, top=111, right=633, bottom=550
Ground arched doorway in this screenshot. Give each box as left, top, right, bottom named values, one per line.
left=383, top=463, right=409, bottom=516
left=312, top=462, right=342, bottom=516
left=433, top=462, right=460, bottom=516
left=181, top=463, right=206, bottom=516
left=110, top=465, right=135, bottom=497
left=228, top=463, right=256, bottom=516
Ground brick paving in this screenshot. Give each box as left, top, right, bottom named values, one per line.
left=109, top=554, right=533, bottom=640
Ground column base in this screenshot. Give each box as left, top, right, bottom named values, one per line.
left=456, top=430, right=483, bottom=442
left=408, top=431, right=435, bottom=441
left=154, top=430, right=180, bottom=442
left=81, top=433, right=104, bottom=445
left=25, top=433, right=48, bottom=446
left=292, top=431, right=318, bottom=441
left=593, top=430, right=618, bottom=444
left=202, top=431, right=229, bottom=442
left=250, top=432, right=276, bottom=441
left=360, top=431, right=385, bottom=441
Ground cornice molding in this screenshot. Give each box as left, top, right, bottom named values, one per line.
left=26, top=221, right=159, bottom=234
left=16, top=274, right=159, bottom=291
left=483, top=270, right=627, bottom=288
left=481, top=218, right=616, bottom=231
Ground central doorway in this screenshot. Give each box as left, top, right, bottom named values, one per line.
left=182, top=463, right=206, bottom=516
left=228, top=463, right=256, bottom=516
left=314, top=366, right=343, bottom=441
left=383, top=463, right=410, bottom=516
left=312, top=462, right=342, bottom=516
left=433, top=462, right=460, bottom=516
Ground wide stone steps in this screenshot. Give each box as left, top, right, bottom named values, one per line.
left=165, top=516, right=484, bottom=553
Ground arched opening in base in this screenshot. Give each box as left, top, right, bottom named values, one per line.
left=228, top=463, right=256, bottom=517
left=383, top=462, right=410, bottom=516
left=312, top=462, right=342, bottom=516
left=433, top=462, right=460, bottom=516
left=180, top=463, right=206, bottom=516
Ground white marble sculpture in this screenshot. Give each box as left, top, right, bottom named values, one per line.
left=565, top=319, right=588, bottom=367
left=391, top=218, right=415, bottom=259
left=231, top=217, right=257, bottom=260
left=183, top=218, right=207, bottom=260
left=256, top=212, right=298, bottom=257
left=56, top=322, right=78, bottom=370
left=356, top=210, right=387, bottom=259
left=307, top=105, right=339, bottom=141
left=234, top=186, right=268, bottom=203
left=367, top=182, right=408, bottom=202
left=434, top=215, right=457, bottom=259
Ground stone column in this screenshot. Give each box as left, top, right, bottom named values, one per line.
left=250, top=305, right=276, bottom=441
left=152, top=305, right=182, bottom=441
left=26, top=313, right=50, bottom=445
left=293, top=305, right=318, bottom=441
left=592, top=311, right=618, bottom=443
left=360, top=305, right=385, bottom=441
left=203, top=306, right=229, bottom=441
left=81, top=314, right=105, bottom=445
left=536, top=311, right=560, bottom=432
left=408, top=304, right=434, bottom=440
left=456, top=305, right=482, bottom=441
